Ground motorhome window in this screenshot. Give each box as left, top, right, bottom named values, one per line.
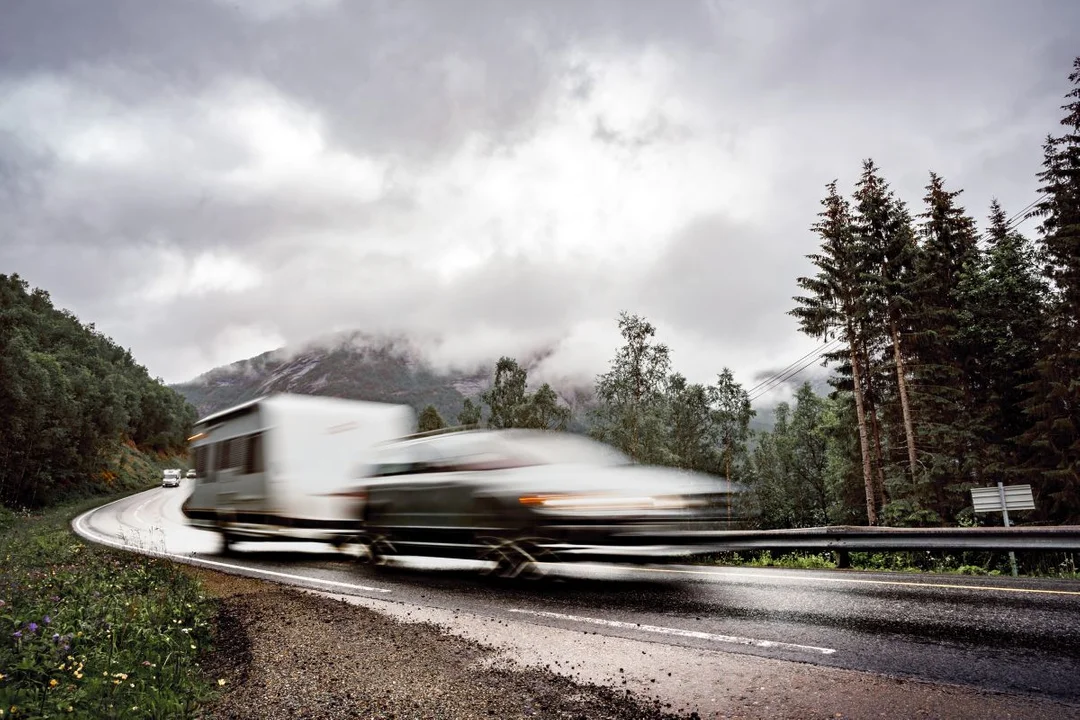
left=244, top=433, right=264, bottom=474
left=228, top=437, right=247, bottom=470
left=194, top=446, right=209, bottom=478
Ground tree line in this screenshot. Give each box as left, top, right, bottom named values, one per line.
left=437, top=56, right=1079, bottom=530
left=434, top=311, right=756, bottom=485
left=0, top=274, right=197, bottom=508
left=787, top=56, right=1080, bottom=527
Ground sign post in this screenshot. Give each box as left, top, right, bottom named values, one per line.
left=970, top=483, right=1036, bottom=577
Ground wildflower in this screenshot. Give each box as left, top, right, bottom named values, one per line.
left=52, top=633, right=60, bottom=642
left=0, top=672, right=4, bottom=680
left=141, top=661, right=151, bottom=666
left=11, top=632, right=20, bottom=639
left=43, top=616, right=50, bottom=625
left=74, top=672, right=83, bottom=679
left=218, top=679, right=226, bottom=686
left=49, top=679, right=58, bottom=688
left=26, top=623, right=37, bottom=633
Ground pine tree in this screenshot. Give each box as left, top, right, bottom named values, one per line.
left=957, top=201, right=1048, bottom=483
left=1023, top=56, right=1080, bottom=520
left=912, top=171, right=983, bottom=522
left=791, top=181, right=879, bottom=524
left=851, top=160, right=919, bottom=501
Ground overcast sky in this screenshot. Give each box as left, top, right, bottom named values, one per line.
left=2, top=0, right=1077, bottom=401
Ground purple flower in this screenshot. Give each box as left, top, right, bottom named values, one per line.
left=27, top=622, right=38, bottom=633
left=43, top=616, right=51, bottom=625
left=52, top=633, right=60, bottom=642
left=12, top=631, right=21, bottom=639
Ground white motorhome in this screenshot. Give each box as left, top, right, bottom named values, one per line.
left=181, top=393, right=415, bottom=551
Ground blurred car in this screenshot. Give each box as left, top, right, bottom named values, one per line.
left=353, top=429, right=745, bottom=577
left=161, top=468, right=182, bottom=488
left=185, top=469, right=196, bottom=479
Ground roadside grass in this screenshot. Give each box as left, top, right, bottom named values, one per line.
left=705, top=549, right=1080, bottom=578
left=0, top=496, right=219, bottom=719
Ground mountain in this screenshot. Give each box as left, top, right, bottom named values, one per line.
left=170, top=332, right=492, bottom=424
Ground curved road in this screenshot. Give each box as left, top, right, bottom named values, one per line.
left=74, top=484, right=1080, bottom=717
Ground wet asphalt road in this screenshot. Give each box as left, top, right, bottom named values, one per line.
left=74, top=484, right=1080, bottom=706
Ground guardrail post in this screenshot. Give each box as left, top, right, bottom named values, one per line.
left=835, top=550, right=850, bottom=568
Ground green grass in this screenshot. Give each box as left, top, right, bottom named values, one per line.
left=705, top=549, right=1080, bottom=578
left=0, top=496, right=219, bottom=719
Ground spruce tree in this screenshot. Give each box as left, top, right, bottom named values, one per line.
left=957, top=201, right=1048, bottom=484
left=851, top=160, right=920, bottom=510
left=912, top=172, right=983, bottom=522
left=791, top=181, right=879, bottom=524
left=1023, top=57, right=1080, bottom=520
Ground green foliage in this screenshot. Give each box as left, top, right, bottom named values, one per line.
left=478, top=358, right=571, bottom=431
left=745, top=384, right=832, bottom=528
left=0, top=275, right=197, bottom=509
left=0, top=499, right=219, bottom=717
left=1020, top=57, right=1080, bottom=521
left=457, top=398, right=482, bottom=427
left=417, top=405, right=447, bottom=433
left=590, top=312, right=673, bottom=464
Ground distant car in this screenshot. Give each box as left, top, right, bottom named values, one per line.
left=354, top=429, right=745, bottom=577
left=162, top=469, right=182, bottom=488
left=186, top=469, right=196, bottom=479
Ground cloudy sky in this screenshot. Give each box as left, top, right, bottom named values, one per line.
left=2, top=0, right=1077, bottom=400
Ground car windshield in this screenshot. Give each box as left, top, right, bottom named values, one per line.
left=492, top=432, right=633, bottom=467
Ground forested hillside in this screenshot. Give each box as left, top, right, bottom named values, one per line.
left=0, top=274, right=196, bottom=508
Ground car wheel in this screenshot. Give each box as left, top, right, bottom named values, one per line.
left=477, top=536, right=555, bottom=580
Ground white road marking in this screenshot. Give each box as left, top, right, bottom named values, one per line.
left=629, top=565, right=1080, bottom=597
left=508, top=608, right=837, bottom=656
left=132, top=491, right=159, bottom=525
left=71, top=499, right=393, bottom=595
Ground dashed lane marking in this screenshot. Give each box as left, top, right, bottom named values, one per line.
left=508, top=608, right=837, bottom=655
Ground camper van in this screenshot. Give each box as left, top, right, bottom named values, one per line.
left=180, top=393, right=415, bottom=551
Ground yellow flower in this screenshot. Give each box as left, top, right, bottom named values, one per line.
left=49, top=679, right=59, bottom=688
left=217, top=679, right=226, bottom=686
left=74, top=672, right=83, bottom=680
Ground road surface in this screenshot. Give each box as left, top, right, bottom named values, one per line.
left=73, top=484, right=1080, bottom=717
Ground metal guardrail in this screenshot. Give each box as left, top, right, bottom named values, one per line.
left=661, top=525, right=1080, bottom=553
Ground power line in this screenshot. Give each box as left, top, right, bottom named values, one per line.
left=748, top=339, right=841, bottom=402
left=744, top=339, right=838, bottom=396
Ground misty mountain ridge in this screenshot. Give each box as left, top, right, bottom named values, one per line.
left=171, top=330, right=590, bottom=425
left=171, top=329, right=835, bottom=432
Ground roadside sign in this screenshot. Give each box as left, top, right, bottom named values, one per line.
left=971, top=484, right=1036, bottom=514
left=970, top=482, right=1036, bottom=578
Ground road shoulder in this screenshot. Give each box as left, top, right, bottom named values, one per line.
left=189, top=567, right=1080, bottom=719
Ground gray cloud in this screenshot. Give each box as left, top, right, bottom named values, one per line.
left=2, top=0, right=1078, bottom=392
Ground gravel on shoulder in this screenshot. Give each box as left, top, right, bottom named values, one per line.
left=189, top=569, right=692, bottom=720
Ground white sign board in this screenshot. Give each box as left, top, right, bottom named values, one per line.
left=971, top=484, right=1036, bottom=514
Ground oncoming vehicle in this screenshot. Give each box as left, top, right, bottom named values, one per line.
left=354, top=428, right=746, bottom=578
left=185, top=469, right=196, bottom=479
left=180, top=393, right=415, bottom=552
left=162, top=468, right=182, bottom=488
